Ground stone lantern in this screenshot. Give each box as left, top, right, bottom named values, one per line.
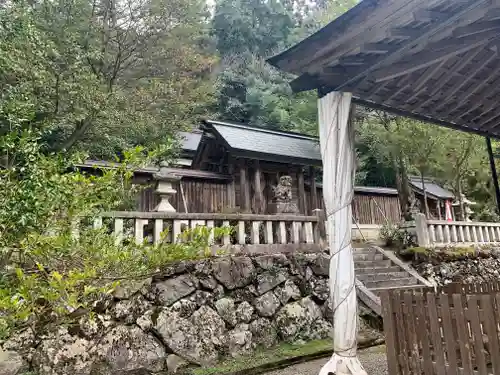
left=153, top=162, right=181, bottom=212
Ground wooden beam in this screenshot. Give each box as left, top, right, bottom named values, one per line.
left=226, top=155, right=236, bottom=208
left=477, top=109, right=500, bottom=130
left=410, top=59, right=448, bottom=95
left=372, top=31, right=496, bottom=83
left=350, top=96, right=500, bottom=139
left=253, top=160, right=263, bottom=214
left=239, top=161, right=250, bottom=212
left=464, top=78, right=500, bottom=120
left=406, top=47, right=483, bottom=111
left=334, top=0, right=493, bottom=91
left=435, top=49, right=497, bottom=112
left=353, top=42, right=391, bottom=55
left=275, top=0, right=427, bottom=74
left=383, top=76, right=413, bottom=104
left=464, top=98, right=496, bottom=123
left=298, top=167, right=306, bottom=215
left=453, top=20, right=500, bottom=37
left=413, top=9, right=447, bottom=22
left=445, top=54, right=499, bottom=116
left=389, top=26, right=423, bottom=39
left=310, top=167, right=319, bottom=212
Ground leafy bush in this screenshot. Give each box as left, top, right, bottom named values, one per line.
left=379, top=223, right=399, bottom=247
left=379, top=222, right=416, bottom=249
left=0, top=131, right=232, bottom=340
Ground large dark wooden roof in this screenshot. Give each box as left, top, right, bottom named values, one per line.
left=268, top=0, right=500, bottom=138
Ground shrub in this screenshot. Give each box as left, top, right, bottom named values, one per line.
left=0, top=131, right=233, bottom=340
left=379, top=222, right=416, bottom=249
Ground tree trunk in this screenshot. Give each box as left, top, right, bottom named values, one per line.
left=394, top=154, right=411, bottom=220
left=421, top=172, right=430, bottom=218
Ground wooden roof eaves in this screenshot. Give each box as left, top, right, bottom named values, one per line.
left=302, top=2, right=493, bottom=95
left=76, top=162, right=232, bottom=181
left=231, top=149, right=323, bottom=167
left=267, top=0, right=381, bottom=74
left=351, top=97, right=500, bottom=139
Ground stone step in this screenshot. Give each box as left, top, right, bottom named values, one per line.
left=353, top=248, right=377, bottom=254
left=353, top=253, right=384, bottom=261
left=370, top=284, right=425, bottom=297
left=364, top=277, right=418, bottom=290
left=355, top=266, right=401, bottom=275
left=357, top=272, right=410, bottom=282
left=354, top=259, right=392, bottom=269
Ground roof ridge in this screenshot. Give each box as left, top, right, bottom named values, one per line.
left=204, top=119, right=319, bottom=141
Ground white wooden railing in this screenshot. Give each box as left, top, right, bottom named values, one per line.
left=415, top=213, right=500, bottom=247
left=90, top=212, right=325, bottom=251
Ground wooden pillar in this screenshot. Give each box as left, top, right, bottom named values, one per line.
left=227, top=156, right=236, bottom=208
left=254, top=160, right=263, bottom=214
left=298, top=167, right=306, bottom=215
left=310, top=166, right=319, bottom=213
left=239, top=160, right=251, bottom=212
left=437, top=200, right=442, bottom=220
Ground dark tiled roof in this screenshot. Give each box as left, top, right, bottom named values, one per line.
left=179, top=131, right=202, bottom=152
left=205, top=120, right=321, bottom=162
left=409, top=177, right=455, bottom=200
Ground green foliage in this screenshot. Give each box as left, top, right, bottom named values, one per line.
left=211, top=0, right=357, bottom=132
left=0, top=130, right=232, bottom=340
left=379, top=222, right=415, bottom=249
left=0, top=224, right=232, bottom=340
left=1, top=0, right=216, bottom=159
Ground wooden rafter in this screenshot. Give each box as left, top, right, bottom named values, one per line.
left=413, top=9, right=448, bottom=22
left=453, top=20, right=500, bottom=37
left=479, top=111, right=500, bottom=130
left=269, top=0, right=500, bottom=139
left=372, top=30, right=498, bottom=82
left=282, top=0, right=427, bottom=74
left=384, top=76, right=413, bottom=105
left=435, top=49, right=497, bottom=112
left=407, top=47, right=483, bottom=111
left=445, top=56, right=499, bottom=116
left=461, top=76, right=500, bottom=120
left=470, top=98, right=499, bottom=122
left=408, top=59, right=448, bottom=98
left=335, top=0, right=492, bottom=91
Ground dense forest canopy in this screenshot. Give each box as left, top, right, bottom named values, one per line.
left=0, top=0, right=498, bottom=218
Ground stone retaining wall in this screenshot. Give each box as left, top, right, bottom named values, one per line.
left=1, top=253, right=381, bottom=375
left=410, top=247, right=500, bottom=285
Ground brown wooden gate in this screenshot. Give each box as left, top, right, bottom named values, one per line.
left=380, top=282, right=500, bottom=375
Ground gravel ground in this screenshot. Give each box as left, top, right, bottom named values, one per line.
left=266, top=345, right=388, bottom=375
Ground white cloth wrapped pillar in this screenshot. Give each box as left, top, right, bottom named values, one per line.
left=318, top=92, right=367, bottom=375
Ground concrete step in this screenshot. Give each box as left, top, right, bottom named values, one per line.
left=357, top=272, right=410, bottom=282
left=353, top=253, right=384, bottom=261
left=353, top=248, right=378, bottom=254
left=355, top=266, right=401, bottom=275
left=370, top=284, right=425, bottom=297
left=354, top=259, right=392, bottom=269
left=364, top=277, right=418, bottom=290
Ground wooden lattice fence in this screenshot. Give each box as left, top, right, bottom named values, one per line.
left=380, top=282, right=500, bottom=375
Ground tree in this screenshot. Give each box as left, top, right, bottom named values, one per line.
left=1, top=0, right=216, bottom=159
left=359, top=113, right=448, bottom=218
left=438, top=132, right=484, bottom=219
left=211, top=0, right=358, bottom=132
